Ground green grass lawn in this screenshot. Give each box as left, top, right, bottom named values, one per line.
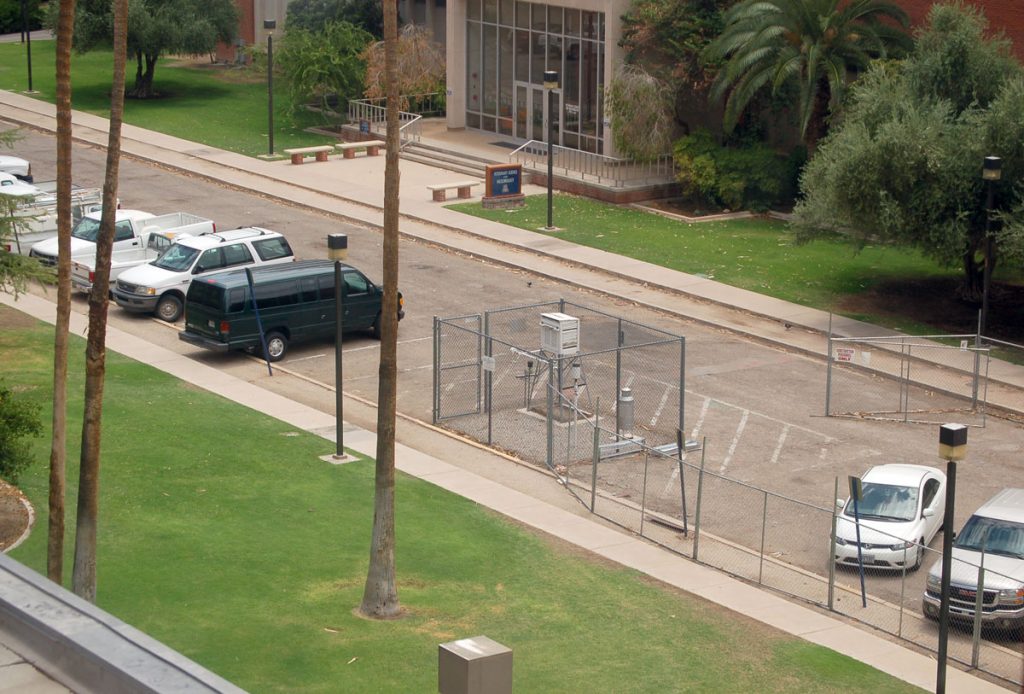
left=0, top=42, right=336, bottom=157
left=0, top=306, right=921, bottom=693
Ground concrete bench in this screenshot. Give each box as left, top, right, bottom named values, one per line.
left=283, top=145, right=334, bottom=164
left=427, top=181, right=480, bottom=202
left=335, top=140, right=385, bottom=159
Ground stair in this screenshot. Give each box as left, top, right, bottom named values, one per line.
left=399, top=140, right=500, bottom=179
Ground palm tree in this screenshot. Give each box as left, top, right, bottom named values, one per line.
left=704, top=0, right=910, bottom=148
left=48, top=0, right=76, bottom=586
left=359, top=0, right=401, bottom=618
left=71, top=0, right=128, bottom=602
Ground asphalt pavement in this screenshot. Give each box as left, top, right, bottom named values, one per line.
left=0, top=89, right=1019, bottom=692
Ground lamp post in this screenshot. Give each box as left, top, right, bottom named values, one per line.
left=543, top=70, right=559, bottom=231
left=980, top=156, right=1001, bottom=336
left=328, top=233, right=349, bottom=460
left=21, top=0, right=33, bottom=92
left=264, top=19, right=276, bottom=157
left=935, top=422, right=967, bottom=694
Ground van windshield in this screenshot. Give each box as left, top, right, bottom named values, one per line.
left=71, top=217, right=101, bottom=241
left=955, top=516, right=1024, bottom=558
left=154, top=243, right=200, bottom=271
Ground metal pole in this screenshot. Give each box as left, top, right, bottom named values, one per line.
left=981, top=177, right=995, bottom=335
left=245, top=268, right=272, bottom=377
left=758, top=490, right=768, bottom=585
left=677, top=429, right=688, bottom=536
left=334, top=260, right=344, bottom=458
left=825, top=314, right=833, bottom=417
left=432, top=317, right=439, bottom=424
left=971, top=545, right=986, bottom=668
left=545, top=359, right=554, bottom=471
left=936, top=458, right=957, bottom=694
left=546, top=97, right=554, bottom=229
left=828, top=477, right=838, bottom=610
left=485, top=312, right=492, bottom=446
left=590, top=401, right=599, bottom=512
left=267, top=32, right=274, bottom=156
left=615, top=319, right=622, bottom=440
left=692, top=438, right=706, bottom=562
left=640, top=449, right=649, bottom=536
left=22, top=0, right=33, bottom=92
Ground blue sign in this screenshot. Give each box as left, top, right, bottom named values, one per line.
left=488, top=165, right=521, bottom=197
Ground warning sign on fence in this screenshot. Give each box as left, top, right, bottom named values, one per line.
left=834, top=347, right=855, bottom=362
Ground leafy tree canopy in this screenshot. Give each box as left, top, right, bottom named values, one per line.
left=792, top=2, right=1024, bottom=301
left=286, top=0, right=384, bottom=39
left=0, top=378, right=43, bottom=484
left=48, top=0, right=238, bottom=98
left=362, top=25, right=445, bottom=102
left=277, top=20, right=374, bottom=114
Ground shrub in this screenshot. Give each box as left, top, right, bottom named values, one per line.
left=0, top=380, right=42, bottom=484
left=673, top=129, right=791, bottom=212
left=0, top=0, right=42, bottom=35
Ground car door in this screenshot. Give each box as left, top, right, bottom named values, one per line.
left=920, top=475, right=943, bottom=542
left=111, top=219, right=143, bottom=261
left=342, top=270, right=379, bottom=330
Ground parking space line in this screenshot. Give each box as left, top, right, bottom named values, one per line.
left=690, top=396, right=711, bottom=439
left=769, top=425, right=790, bottom=466
left=719, top=410, right=748, bottom=474
left=649, top=385, right=671, bottom=427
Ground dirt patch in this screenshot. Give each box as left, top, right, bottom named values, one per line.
left=0, top=479, right=31, bottom=551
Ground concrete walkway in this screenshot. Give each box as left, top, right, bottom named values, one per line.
left=0, top=90, right=1019, bottom=691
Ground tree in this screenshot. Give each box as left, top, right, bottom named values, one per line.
left=792, top=3, right=1024, bottom=304
left=48, top=0, right=77, bottom=586
left=359, top=0, right=401, bottom=620
left=362, top=25, right=444, bottom=104
left=286, top=0, right=383, bottom=39
left=53, top=0, right=238, bottom=98
left=0, top=380, right=43, bottom=484
left=277, top=21, right=373, bottom=114
left=72, top=0, right=129, bottom=603
left=605, top=65, right=675, bottom=161
left=703, top=0, right=911, bottom=148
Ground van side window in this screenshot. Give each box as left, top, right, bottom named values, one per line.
left=223, top=243, right=254, bottom=268
left=228, top=288, right=246, bottom=313
left=253, top=237, right=293, bottom=261
left=922, top=479, right=940, bottom=509
left=255, top=280, right=300, bottom=309
left=318, top=275, right=335, bottom=301
left=300, top=277, right=318, bottom=302
left=114, top=220, right=135, bottom=242
left=195, top=247, right=224, bottom=273
left=344, top=271, right=369, bottom=296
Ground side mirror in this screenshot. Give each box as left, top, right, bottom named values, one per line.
left=836, top=498, right=845, bottom=509
left=923, top=508, right=935, bottom=518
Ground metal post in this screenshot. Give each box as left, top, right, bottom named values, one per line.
left=758, top=490, right=768, bottom=585
left=432, top=317, right=439, bottom=424
left=853, top=491, right=867, bottom=608
left=615, top=318, right=622, bottom=440
left=981, top=173, right=996, bottom=335
left=21, top=0, right=33, bottom=92
left=545, top=360, right=554, bottom=471
left=971, top=546, right=986, bottom=668
left=825, top=314, right=833, bottom=417
left=692, top=439, right=706, bottom=562
left=244, top=268, right=272, bottom=377
left=828, top=477, right=838, bottom=610
left=264, top=20, right=276, bottom=156
left=485, top=312, right=492, bottom=445
left=679, top=337, right=685, bottom=437
left=676, top=429, right=688, bottom=536
left=543, top=71, right=559, bottom=231
left=936, top=458, right=958, bottom=694
left=640, top=449, right=649, bottom=536
left=590, top=401, right=599, bottom=512
left=334, top=260, right=344, bottom=457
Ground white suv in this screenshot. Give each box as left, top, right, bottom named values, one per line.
left=112, top=227, right=295, bottom=321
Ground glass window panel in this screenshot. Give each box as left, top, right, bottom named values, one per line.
left=499, top=28, right=514, bottom=119
left=531, top=32, right=546, bottom=83
left=482, top=115, right=496, bottom=132
left=547, top=7, right=562, bottom=34
left=581, top=11, right=597, bottom=38
left=597, top=39, right=605, bottom=144
left=515, top=0, right=529, bottom=28
left=598, top=13, right=604, bottom=42
left=564, top=36, right=580, bottom=123
left=580, top=39, right=597, bottom=137
left=483, top=24, right=498, bottom=115
left=466, top=112, right=481, bottom=129
left=483, top=0, right=497, bottom=23
left=563, top=131, right=578, bottom=149
left=414, top=0, right=427, bottom=24
left=532, top=3, right=545, bottom=30
left=498, top=114, right=513, bottom=135
left=515, top=29, right=530, bottom=83
left=467, top=22, right=482, bottom=114
left=467, top=0, right=480, bottom=20
left=565, top=8, right=580, bottom=37
left=500, top=0, right=514, bottom=26
left=547, top=35, right=562, bottom=76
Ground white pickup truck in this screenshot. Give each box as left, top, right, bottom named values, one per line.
left=71, top=228, right=192, bottom=294
left=29, top=210, right=216, bottom=267
left=1, top=180, right=106, bottom=254
left=0, top=155, right=32, bottom=182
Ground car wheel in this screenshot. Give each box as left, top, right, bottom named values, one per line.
left=156, top=294, right=183, bottom=322
left=263, top=331, right=288, bottom=362
left=371, top=313, right=382, bottom=340
left=912, top=539, right=924, bottom=571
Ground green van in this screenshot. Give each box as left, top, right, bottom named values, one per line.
left=179, top=259, right=404, bottom=361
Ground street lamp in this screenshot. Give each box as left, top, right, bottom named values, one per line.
left=980, top=156, right=1001, bottom=336
left=328, top=233, right=349, bottom=461
left=21, top=0, right=33, bottom=92
left=264, top=19, right=276, bottom=157
left=935, top=422, right=967, bottom=694
left=543, top=70, right=559, bottom=231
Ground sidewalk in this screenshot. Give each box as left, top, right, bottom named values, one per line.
left=1, top=289, right=1008, bottom=694
left=1, top=89, right=1021, bottom=417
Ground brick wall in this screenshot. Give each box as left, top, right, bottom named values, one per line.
left=899, top=0, right=1024, bottom=60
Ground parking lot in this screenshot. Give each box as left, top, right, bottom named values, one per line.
left=9, top=124, right=1024, bottom=684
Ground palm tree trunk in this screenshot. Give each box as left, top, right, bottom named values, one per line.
left=359, top=0, right=401, bottom=619
left=71, top=0, right=128, bottom=602
left=48, top=0, right=76, bottom=585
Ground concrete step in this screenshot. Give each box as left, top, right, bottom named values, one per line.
left=400, top=145, right=490, bottom=179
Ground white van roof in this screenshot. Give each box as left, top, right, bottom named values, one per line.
left=974, top=488, right=1024, bottom=523
left=176, top=226, right=279, bottom=250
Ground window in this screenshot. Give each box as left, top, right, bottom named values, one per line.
left=300, top=277, right=319, bottom=302
left=318, top=275, right=335, bottom=301
left=155, top=243, right=200, bottom=271
left=114, top=220, right=136, bottom=242
left=252, top=237, right=293, bottom=261
left=228, top=287, right=246, bottom=313
left=222, top=243, right=254, bottom=268
left=254, top=280, right=300, bottom=309
left=195, top=248, right=225, bottom=273
left=344, top=271, right=370, bottom=296
left=187, top=281, right=225, bottom=310
left=921, top=479, right=940, bottom=509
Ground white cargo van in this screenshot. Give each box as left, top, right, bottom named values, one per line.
left=112, top=227, right=294, bottom=322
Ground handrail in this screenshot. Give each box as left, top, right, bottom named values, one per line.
left=347, top=101, right=424, bottom=150
left=509, top=140, right=676, bottom=188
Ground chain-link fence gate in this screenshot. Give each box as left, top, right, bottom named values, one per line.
left=825, top=333, right=991, bottom=426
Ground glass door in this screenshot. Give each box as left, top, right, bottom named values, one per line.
left=514, top=81, right=561, bottom=143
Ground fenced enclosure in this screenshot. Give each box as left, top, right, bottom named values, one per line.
left=825, top=333, right=991, bottom=426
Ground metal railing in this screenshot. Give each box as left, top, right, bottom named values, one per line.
left=509, top=140, right=676, bottom=188
left=348, top=93, right=446, bottom=150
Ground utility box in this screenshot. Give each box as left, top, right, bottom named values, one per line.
left=540, top=312, right=579, bottom=357
left=438, top=635, right=513, bottom=694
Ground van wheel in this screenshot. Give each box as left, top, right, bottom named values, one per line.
left=263, top=331, right=288, bottom=362
left=156, top=295, right=183, bottom=322
left=912, top=539, right=924, bottom=571
left=371, top=314, right=382, bottom=340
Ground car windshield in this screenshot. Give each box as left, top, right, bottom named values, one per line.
left=71, top=217, right=101, bottom=241
left=845, top=482, right=919, bottom=522
left=154, top=243, right=200, bottom=271
left=955, top=516, right=1024, bottom=558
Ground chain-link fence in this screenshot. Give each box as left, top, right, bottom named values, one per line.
left=825, top=334, right=990, bottom=426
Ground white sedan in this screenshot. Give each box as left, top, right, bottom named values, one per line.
left=0, top=155, right=32, bottom=183
left=834, top=464, right=946, bottom=571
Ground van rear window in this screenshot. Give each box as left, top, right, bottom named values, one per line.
left=253, top=237, right=293, bottom=261
left=187, top=281, right=225, bottom=311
